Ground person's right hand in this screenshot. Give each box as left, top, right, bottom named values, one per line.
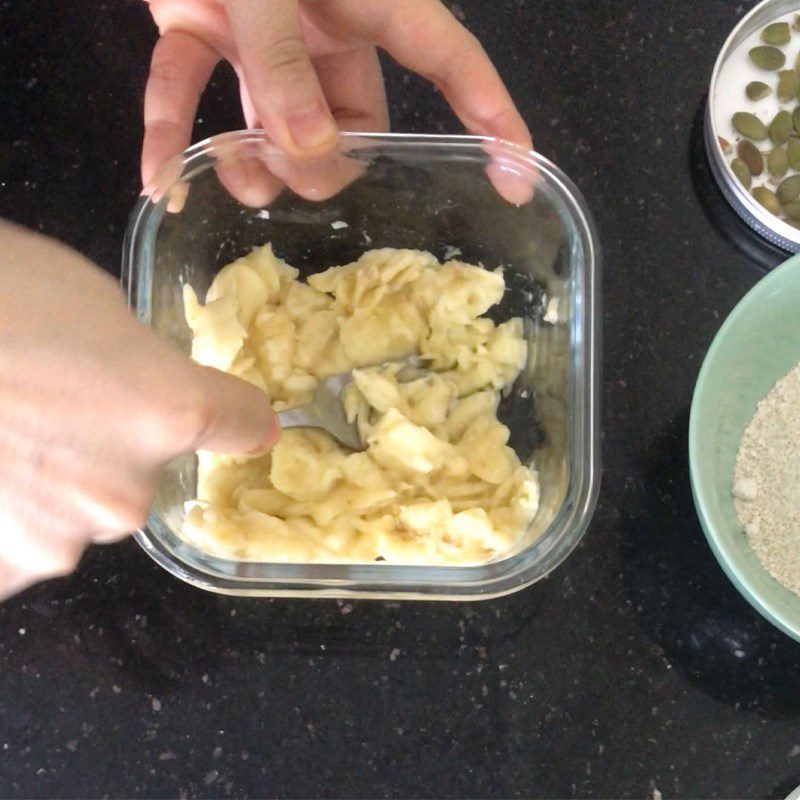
left=0, top=221, right=278, bottom=601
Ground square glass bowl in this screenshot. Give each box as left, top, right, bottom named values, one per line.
left=122, top=131, right=600, bottom=599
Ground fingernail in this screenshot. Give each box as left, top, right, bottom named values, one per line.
left=166, top=180, right=189, bottom=214
left=287, top=107, right=338, bottom=152
left=247, top=415, right=281, bottom=454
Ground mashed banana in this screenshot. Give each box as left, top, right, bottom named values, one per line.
left=181, top=245, right=539, bottom=565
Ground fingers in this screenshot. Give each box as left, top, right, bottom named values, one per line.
left=385, top=0, right=531, bottom=147
left=214, top=149, right=286, bottom=208
left=142, top=30, right=220, bottom=187
left=188, top=365, right=280, bottom=454
left=0, top=558, right=56, bottom=603
left=0, top=560, right=41, bottom=602
left=362, top=0, right=532, bottom=204
left=260, top=147, right=365, bottom=202
left=218, top=46, right=383, bottom=206
left=313, top=46, right=389, bottom=132
left=334, top=0, right=531, bottom=149
left=0, top=507, right=84, bottom=601
left=226, top=0, right=339, bottom=158
left=234, top=46, right=383, bottom=203
left=238, top=70, right=260, bottom=129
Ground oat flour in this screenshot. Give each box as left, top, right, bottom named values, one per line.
left=734, top=361, right=800, bottom=596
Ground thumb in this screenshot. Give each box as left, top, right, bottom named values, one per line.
left=226, top=0, right=338, bottom=157
left=188, top=364, right=280, bottom=454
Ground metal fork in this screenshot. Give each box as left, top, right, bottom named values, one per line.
left=276, top=358, right=425, bottom=450
left=277, top=371, right=361, bottom=450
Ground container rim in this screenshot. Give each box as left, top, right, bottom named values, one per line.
left=123, top=130, right=602, bottom=600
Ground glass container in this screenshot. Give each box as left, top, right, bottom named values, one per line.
left=122, top=131, right=601, bottom=599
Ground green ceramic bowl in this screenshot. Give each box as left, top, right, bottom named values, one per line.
left=690, top=254, right=800, bottom=642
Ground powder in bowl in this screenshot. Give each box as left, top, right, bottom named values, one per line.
left=734, top=360, right=800, bottom=595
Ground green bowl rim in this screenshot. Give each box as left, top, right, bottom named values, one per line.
left=689, top=252, right=800, bottom=642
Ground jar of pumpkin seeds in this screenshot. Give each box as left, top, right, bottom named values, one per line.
left=706, top=0, right=800, bottom=252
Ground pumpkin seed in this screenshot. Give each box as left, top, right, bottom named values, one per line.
left=762, top=22, right=791, bottom=46
left=750, top=45, right=786, bottom=70
left=746, top=80, right=771, bottom=101
left=770, top=109, right=794, bottom=143
left=782, top=199, right=800, bottom=220
left=753, top=186, right=781, bottom=215
left=788, top=138, right=800, bottom=169
left=768, top=145, right=789, bottom=177
left=778, top=69, right=800, bottom=101
left=718, top=136, right=732, bottom=155
left=737, top=139, right=764, bottom=175
left=777, top=174, right=800, bottom=204
left=793, top=107, right=800, bottom=133
left=795, top=14, right=800, bottom=32
left=732, top=111, right=768, bottom=140
left=731, top=158, right=751, bottom=189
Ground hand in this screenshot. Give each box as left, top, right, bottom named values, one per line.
left=141, top=0, right=532, bottom=187
left=0, top=221, right=278, bottom=600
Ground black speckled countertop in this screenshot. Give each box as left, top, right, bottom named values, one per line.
left=2, top=1, right=800, bottom=797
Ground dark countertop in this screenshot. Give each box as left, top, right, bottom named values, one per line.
left=1, top=1, right=799, bottom=797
